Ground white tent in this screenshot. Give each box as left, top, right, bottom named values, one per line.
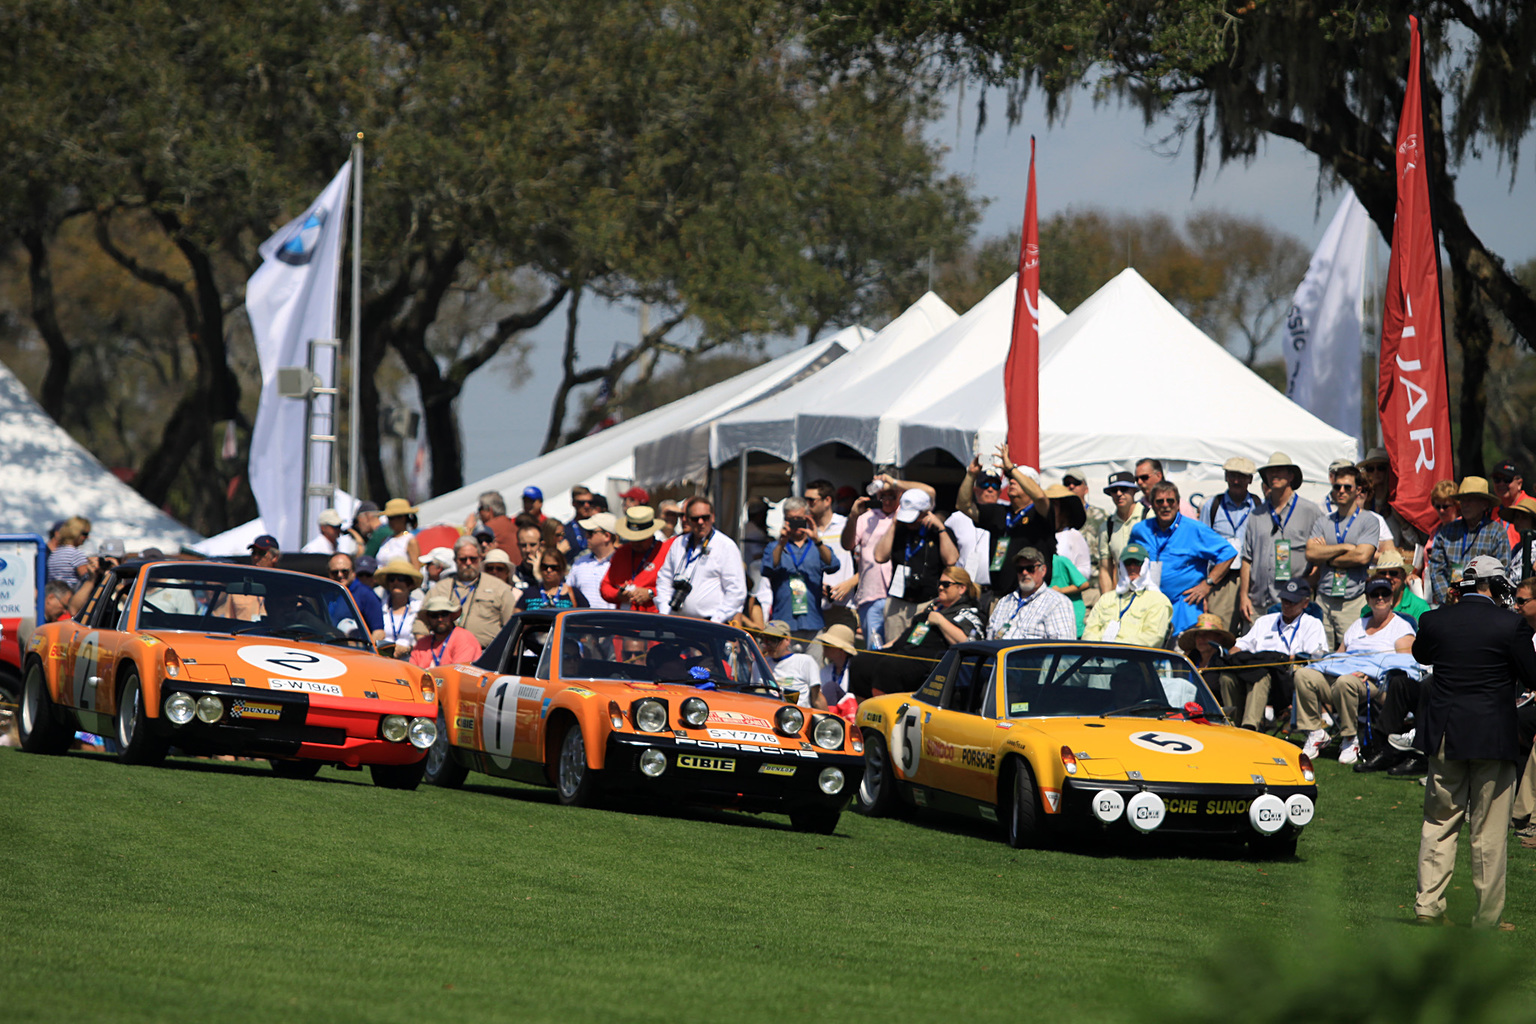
left=417, top=324, right=869, bottom=527
left=190, top=492, right=361, bottom=558
left=895, top=268, right=1360, bottom=487
left=705, top=292, right=959, bottom=466
left=791, top=274, right=1066, bottom=467
left=0, top=359, right=201, bottom=551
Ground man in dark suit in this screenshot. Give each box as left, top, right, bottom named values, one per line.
left=1411, top=555, right=1536, bottom=929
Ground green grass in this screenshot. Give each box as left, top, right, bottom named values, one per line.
left=4, top=748, right=1536, bottom=1023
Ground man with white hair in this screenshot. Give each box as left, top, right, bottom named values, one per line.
left=762, top=495, right=841, bottom=634
left=419, top=535, right=517, bottom=646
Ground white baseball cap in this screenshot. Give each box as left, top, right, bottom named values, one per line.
left=895, top=489, right=932, bottom=524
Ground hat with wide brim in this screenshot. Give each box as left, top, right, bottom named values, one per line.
left=382, top=497, right=418, bottom=517
left=614, top=506, right=660, bottom=541
left=813, top=623, right=857, bottom=656
left=1359, top=446, right=1391, bottom=467
left=378, top=558, right=422, bottom=582
left=1257, top=452, right=1303, bottom=486
left=1177, top=613, right=1235, bottom=652
left=1506, top=496, right=1536, bottom=521
left=1454, top=476, right=1494, bottom=501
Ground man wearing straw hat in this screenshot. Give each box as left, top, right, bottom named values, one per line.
left=601, top=506, right=675, bottom=613
left=1198, top=456, right=1263, bottom=632
left=1425, top=477, right=1512, bottom=606
left=1238, top=452, right=1324, bottom=624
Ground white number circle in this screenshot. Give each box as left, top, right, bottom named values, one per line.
left=1249, top=793, right=1288, bottom=834
left=1129, top=730, right=1204, bottom=755
left=237, top=644, right=346, bottom=680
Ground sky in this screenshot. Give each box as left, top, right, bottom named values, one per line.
left=453, top=86, right=1535, bottom=486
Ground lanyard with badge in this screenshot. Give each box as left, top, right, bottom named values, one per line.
left=1326, top=509, right=1360, bottom=596
left=1144, top=520, right=1177, bottom=589
left=1453, top=519, right=1485, bottom=584
left=1270, top=496, right=1298, bottom=581
left=889, top=525, right=927, bottom=600
left=1100, top=591, right=1138, bottom=643
left=1274, top=614, right=1304, bottom=654
left=452, top=579, right=479, bottom=628
left=991, top=504, right=1034, bottom=573
left=1217, top=496, right=1251, bottom=564
left=786, top=541, right=815, bottom=617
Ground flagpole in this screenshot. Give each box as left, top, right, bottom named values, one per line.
left=348, top=131, right=363, bottom=502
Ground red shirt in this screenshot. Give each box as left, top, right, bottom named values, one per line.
left=408, top=627, right=482, bottom=668
left=600, top=537, right=675, bottom=612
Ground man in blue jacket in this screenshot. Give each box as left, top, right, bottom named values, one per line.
left=1130, top=480, right=1237, bottom=636
left=763, top=496, right=840, bottom=635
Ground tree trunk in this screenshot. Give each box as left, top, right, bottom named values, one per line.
left=19, top=228, right=71, bottom=421
left=540, top=283, right=584, bottom=455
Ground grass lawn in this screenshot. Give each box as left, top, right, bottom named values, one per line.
left=5, top=747, right=1536, bottom=1023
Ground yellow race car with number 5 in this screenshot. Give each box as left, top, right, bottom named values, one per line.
left=855, top=640, right=1318, bottom=855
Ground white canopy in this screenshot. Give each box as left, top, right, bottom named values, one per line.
left=792, top=275, right=1066, bottom=466
left=0, top=359, right=201, bottom=551
left=707, top=291, right=958, bottom=465
left=189, top=492, right=361, bottom=558
left=896, top=268, right=1360, bottom=485
left=419, top=324, right=869, bottom=526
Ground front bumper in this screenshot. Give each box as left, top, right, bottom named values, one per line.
left=603, top=732, right=864, bottom=814
left=149, top=681, right=430, bottom=766
left=1061, top=778, right=1317, bottom=837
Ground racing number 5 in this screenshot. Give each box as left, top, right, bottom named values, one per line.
left=1134, top=731, right=1194, bottom=753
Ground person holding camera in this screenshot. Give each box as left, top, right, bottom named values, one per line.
left=762, top=496, right=841, bottom=635
left=655, top=496, right=746, bottom=623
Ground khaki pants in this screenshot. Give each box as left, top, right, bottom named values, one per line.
left=1316, top=592, right=1367, bottom=650
left=1216, top=671, right=1270, bottom=729
left=1204, top=572, right=1243, bottom=633
left=1293, top=669, right=1380, bottom=737
left=1415, top=740, right=1516, bottom=927
left=883, top=598, right=919, bottom=645
left=1512, top=746, right=1536, bottom=826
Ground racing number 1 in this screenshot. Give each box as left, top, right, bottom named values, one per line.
left=484, top=679, right=516, bottom=758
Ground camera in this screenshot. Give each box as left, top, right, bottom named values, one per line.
left=669, top=579, right=693, bottom=612
left=787, top=516, right=812, bottom=531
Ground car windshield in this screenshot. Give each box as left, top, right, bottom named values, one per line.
left=136, top=563, right=374, bottom=650
left=1001, top=646, right=1225, bottom=721
left=553, top=612, right=780, bottom=696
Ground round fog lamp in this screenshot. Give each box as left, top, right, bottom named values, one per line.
left=1284, top=793, right=1315, bottom=828
left=1248, top=793, right=1287, bottom=835
left=1126, top=791, right=1167, bottom=833
left=408, top=717, right=437, bottom=749
left=812, top=715, right=845, bottom=749
left=817, top=767, right=845, bottom=795
left=639, top=748, right=667, bottom=777
left=1090, top=789, right=1125, bottom=824
left=381, top=715, right=409, bottom=743
left=634, top=699, right=668, bottom=733
left=164, top=692, right=196, bottom=726
left=680, top=697, right=709, bottom=728
left=776, top=705, right=805, bottom=736
left=194, top=695, right=224, bottom=724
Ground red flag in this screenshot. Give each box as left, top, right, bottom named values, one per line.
left=1004, top=136, right=1041, bottom=467
left=1378, top=16, right=1452, bottom=534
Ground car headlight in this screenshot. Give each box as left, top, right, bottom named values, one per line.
left=164, top=692, right=195, bottom=726
left=195, top=695, right=224, bottom=724
left=811, top=714, right=844, bottom=749
left=639, top=748, right=667, bottom=777
left=633, top=699, right=668, bottom=733
left=381, top=715, right=409, bottom=742
left=776, top=705, right=805, bottom=736
left=818, top=767, right=845, bottom=794
left=679, top=696, right=709, bottom=728
left=408, top=717, right=437, bottom=749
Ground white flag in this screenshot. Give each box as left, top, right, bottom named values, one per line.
left=1284, top=188, right=1371, bottom=439
left=246, top=161, right=352, bottom=550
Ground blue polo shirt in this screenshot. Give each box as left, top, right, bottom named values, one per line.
left=761, top=538, right=841, bottom=631
left=1130, top=513, right=1235, bottom=635
left=348, top=577, right=384, bottom=632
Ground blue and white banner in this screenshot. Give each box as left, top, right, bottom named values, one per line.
left=1284, top=188, right=1371, bottom=442
left=246, top=161, right=352, bottom=550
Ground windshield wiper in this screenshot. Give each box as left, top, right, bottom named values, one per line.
left=1100, top=700, right=1181, bottom=718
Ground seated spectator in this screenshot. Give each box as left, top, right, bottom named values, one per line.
left=1083, top=542, right=1172, bottom=646
left=569, top=511, right=617, bottom=608
left=1362, top=551, right=1429, bottom=622
left=848, top=566, right=985, bottom=698
left=522, top=486, right=547, bottom=523
left=1295, top=575, right=1417, bottom=764
left=561, top=486, right=595, bottom=556
left=619, top=485, right=650, bottom=510
left=376, top=499, right=421, bottom=568
left=518, top=549, right=589, bottom=610
left=374, top=559, right=423, bottom=657
left=472, top=491, right=520, bottom=562
left=514, top=524, right=544, bottom=590
left=329, top=553, right=383, bottom=636
left=483, top=548, right=519, bottom=591
left=347, top=501, right=382, bottom=556
left=1215, top=578, right=1327, bottom=729
left=761, top=496, right=840, bottom=635
left=989, top=547, right=1077, bottom=641
left=1177, top=612, right=1234, bottom=678
left=601, top=507, right=673, bottom=612
left=302, top=509, right=357, bottom=555
left=409, top=594, right=483, bottom=668
left=1130, top=480, right=1236, bottom=636
left=813, top=623, right=858, bottom=718
left=759, top=620, right=825, bottom=709
left=1505, top=497, right=1536, bottom=580
left=420, top=547, right=456, bottom=593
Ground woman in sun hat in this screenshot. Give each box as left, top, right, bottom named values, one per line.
left=376, top=497, right=421, bottom=569
left=373, top=558, right=424, bottom=657
left=1178, top=611, right=1235, bottom=674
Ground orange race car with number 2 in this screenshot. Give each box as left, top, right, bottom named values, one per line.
left=17, top=560, right=439, bottom=788
left=423, top=609, right=865, bottom=833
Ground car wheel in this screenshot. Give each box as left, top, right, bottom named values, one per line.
left=424, top=709, right=468, bottom=789
left=789, top=807, right=840, bottom=834
left=115, top=670, right=168, bottom=766
left=554, top=724, right=601, bottom=807
left=1004, top=758, right=1042, bottom=849
left=269, top=759, right=323, bottom=780
left=856, top=732, right=897, bottom=817
left=370, top=759, right=427, bottom=790
left=18, top=661, right=71, bottom=755
left=1248, top=831, right=1299, bottom=860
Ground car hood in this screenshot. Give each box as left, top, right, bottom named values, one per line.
left=146, top=630, right=432, bottom=703
left=1002, top=716, right=1307, bottom=786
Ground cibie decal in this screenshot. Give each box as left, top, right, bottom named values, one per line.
left=1128, top=731, right=1204, bottom=755
left=237, top=644, right=347, bottom=680
left=268, top=678, right=343, bottom=696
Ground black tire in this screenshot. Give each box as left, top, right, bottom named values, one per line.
left=18, top=661, right=71, bottom=755
left=115, top=670, right=168, bottom=766
left=553, top=723, right=602, bottom=807
left=423, top=709, right=468, bottom=789
left=789, top=807, right=841, bottom=834
left=1003, top=757, right=1042, bottom=849
left=270, top=759, right=323, bottom=780
left=856, top=732, right=897, bottom=817
left=1249, top=830, right=1299, bottom=860
left=370, top=758, right=427, bottom=790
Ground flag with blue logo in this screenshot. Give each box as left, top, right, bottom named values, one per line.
left=246, top=161, right=352, bottom=549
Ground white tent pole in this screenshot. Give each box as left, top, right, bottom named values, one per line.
left=736, top=452, right=748, bottom=544
left=348, top=132, right=363, bottom=499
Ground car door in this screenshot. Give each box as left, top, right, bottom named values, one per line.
left=920, top=651, right=1002, bottom=802
left=481, top=616, right=553, bottom=768
left=65, top=572, right=136, bottom=727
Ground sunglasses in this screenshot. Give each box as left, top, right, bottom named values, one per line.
left=1331, top=483, right=1355, bottom=492
left=485, top=563, right=511, bottom=572
left=1368, top=591, right=1394, bottom=600
left=1493, top=475, right=1515, bottom=484
left=1516, top=596, right=1534, bottom=608
left=687, top=513, right=713, bottom=522
left=1016, top=562, right=1042, bottom=573
left=1152, top=497, right=1179, bottom=507
left=328, top=569, right=353, bottom=578
left=1432, top=503, right=1454, bottom=511
left=539, top=564, right=562, bottom=573
left=937, top=579, right=962, bottom=590
left=1376, top=570, right=1405, bottom=580
left=456, top=555, right=481, bottom=564
left=384, top=574, right=414, bottom=584
left=1135, top=474, right=1154, bottom=482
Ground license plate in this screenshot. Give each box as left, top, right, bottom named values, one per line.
left=677, top=755, right=735, bottom=772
